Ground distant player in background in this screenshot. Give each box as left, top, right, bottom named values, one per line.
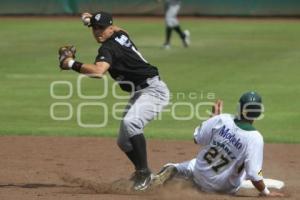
left=154, top=92, right=284, bottom=197
left=157, top=0, right=190, bottom=49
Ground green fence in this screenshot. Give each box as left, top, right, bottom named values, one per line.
left=1, top=0, right=300, bottom=16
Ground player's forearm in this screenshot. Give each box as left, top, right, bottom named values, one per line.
left=80, top=63, right=105, bottom=78
left=67, top=59, right=105, bottom=78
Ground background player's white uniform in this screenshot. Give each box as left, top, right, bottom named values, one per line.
left=174, top=114, right=264, bottom=194
left=165, top=0, right=181, bottom=27
left=160, top=0, right=189, bottom=48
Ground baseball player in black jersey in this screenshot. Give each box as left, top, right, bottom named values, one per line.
left=58, top=11, right=170, bottom=191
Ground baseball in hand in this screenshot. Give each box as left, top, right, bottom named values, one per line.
left=82, top=16, right=91, bottom=26
left=81, top=13, right=92, bottom=26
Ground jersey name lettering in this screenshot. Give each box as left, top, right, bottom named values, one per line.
left=115, top=35, right=132, bottom=47
left=212, top=140, right=236, bottom=160
left=218, top=125, right=243, bottom=150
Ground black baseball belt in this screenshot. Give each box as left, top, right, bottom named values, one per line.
left=135, top=76, right=161, bottom=91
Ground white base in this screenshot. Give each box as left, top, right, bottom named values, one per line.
left=241, top=178, right=285, bottom=189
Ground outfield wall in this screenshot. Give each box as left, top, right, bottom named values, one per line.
left=1, top=0, right=300, bottom=16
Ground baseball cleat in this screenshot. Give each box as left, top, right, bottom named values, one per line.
left=153, top=164, right=178, bottom=185
left=183, top=30, right=190, bottom=47
left=132, top=169, right=154, bottom=191
left=162, top=43, right=171, bottom=50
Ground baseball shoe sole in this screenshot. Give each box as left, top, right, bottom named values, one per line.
left=152, top=163, right=178, bottom=186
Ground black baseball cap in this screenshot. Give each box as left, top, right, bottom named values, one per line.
left=89, top=11, right=113, bottom=29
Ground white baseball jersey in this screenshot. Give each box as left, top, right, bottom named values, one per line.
left=192, top=114, right=264, bottom=194
left=164, top=0, right=181, bottom=27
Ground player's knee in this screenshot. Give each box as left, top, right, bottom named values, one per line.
left=122, top=118, right=143, bottom=137
left=117, top=137, right=132, bottom=152
left=116, top=139, right=126, bottom=151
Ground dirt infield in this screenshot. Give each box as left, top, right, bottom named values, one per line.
left=0, top=136, right=298, bottom=200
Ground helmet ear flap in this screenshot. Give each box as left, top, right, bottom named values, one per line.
left=241, top=102, right=262, bottom=119
left=237, top=102, right=251, bottom=120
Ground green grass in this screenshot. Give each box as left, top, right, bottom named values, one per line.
left=0, top=17, right=299, bottom=143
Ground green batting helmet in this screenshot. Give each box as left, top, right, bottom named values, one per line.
left=239, top=91, right=263, bottom=119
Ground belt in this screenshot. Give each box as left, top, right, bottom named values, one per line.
left=135, top=76, right=160, bottom=91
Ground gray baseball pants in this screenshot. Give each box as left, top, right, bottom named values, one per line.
left=117, top=76, right=170, bottom=152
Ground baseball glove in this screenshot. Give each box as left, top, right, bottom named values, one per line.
left=58, top=45, right=76, bottom=69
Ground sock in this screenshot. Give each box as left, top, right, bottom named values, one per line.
left=165, top=26, right=172, bottom=45
left=129, top=134, right=148, bottom=171
left=125, top=150, right=140, bottom=170
left=174, top=26, right=185, bottom=40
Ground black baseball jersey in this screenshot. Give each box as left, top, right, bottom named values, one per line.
left=95, top=30, right=159, bottom=92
